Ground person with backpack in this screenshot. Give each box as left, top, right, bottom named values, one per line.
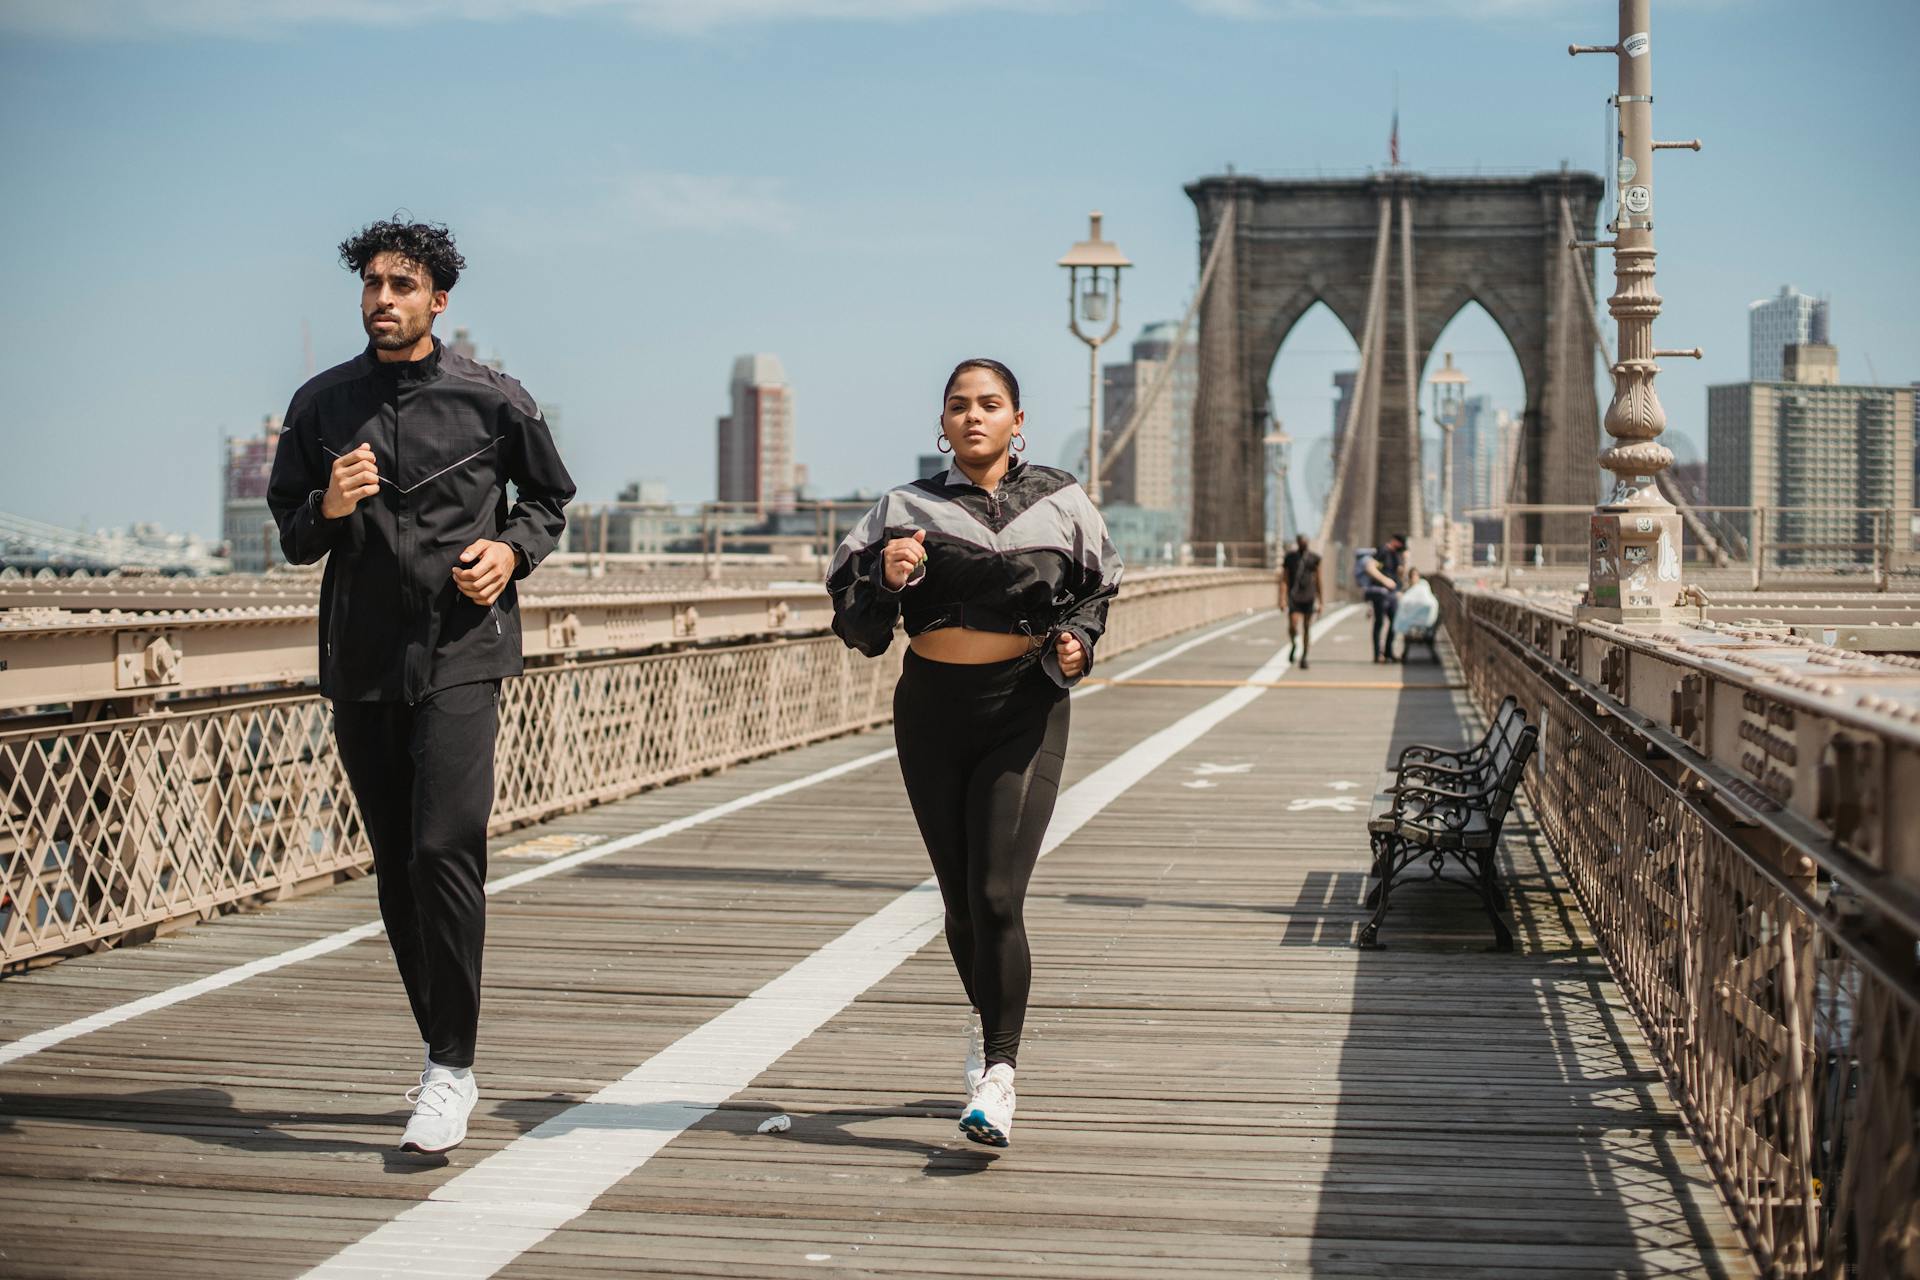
left=1280, top=534, right=1323, bottom=669
left=1360, top=533, right=1406, bottom=662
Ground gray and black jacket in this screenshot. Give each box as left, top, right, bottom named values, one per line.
left=825, top=458, right=1122, bottom=687
left=266, top=337, right=575, bottom=703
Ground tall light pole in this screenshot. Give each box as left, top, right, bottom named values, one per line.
left=1058, top=211, right=1130, bottom=505
left=1572, top=0, right=1697, bottom=617
left=1428, top=351, right=1469, bottom=567
left=1263, top=423, right=1293, bottom=565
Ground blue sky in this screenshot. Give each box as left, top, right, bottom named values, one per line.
left=2, top=0, right=1916, bottom=539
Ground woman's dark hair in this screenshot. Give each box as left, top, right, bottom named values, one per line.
left=338, top=218, right=466, bottom=292
left=943, top=358, right=1020, bottom=410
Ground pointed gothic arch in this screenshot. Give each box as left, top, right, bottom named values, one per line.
left=1186, top=170, right=1604, bottom=547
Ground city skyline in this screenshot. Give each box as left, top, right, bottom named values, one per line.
left=2, top=1, right=1916, bottom=542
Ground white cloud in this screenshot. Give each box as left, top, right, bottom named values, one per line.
left=3, top=0, right=1735, bottom=38
left=614, top=170, right=797, bottom=235
left=472, top=168, right=799, bottom=247
left=1180, top=0, right=1731, bottom=15
left=0, top=0, right=1080, bottom=39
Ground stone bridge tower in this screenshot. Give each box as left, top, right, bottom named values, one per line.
left=1186, top=170, right=1605, bottom=549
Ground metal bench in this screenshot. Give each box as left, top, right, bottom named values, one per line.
left=1397, top=623, right=1440, bottom=664
left=1390, top=694, right=1520, bottom=780
left=1367, top=696, right=1523, bottom=867
left=1360, top=717, right=1538, bottom=952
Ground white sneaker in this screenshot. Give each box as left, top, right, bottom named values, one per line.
left=959, top=1063, right=1015, bottom=1148
left=400, top=1067, right=478, bottom=1154
left=963, top=1010, right=985, bottom=1096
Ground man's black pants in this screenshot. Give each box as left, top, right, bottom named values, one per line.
left=333, top=681, right=499, bottom=1070
left=1369, top=591, right=1400, bottom=660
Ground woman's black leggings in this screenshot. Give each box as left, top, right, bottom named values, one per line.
left=894, top=650, right=1070, bottom=1071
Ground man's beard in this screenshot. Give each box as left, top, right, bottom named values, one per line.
left=364, top=309, right=429, bottom=351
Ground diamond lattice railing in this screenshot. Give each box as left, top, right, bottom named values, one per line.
left=1, top=574, right=1271, bottom=966
left=1438, top=579, right=1920, bottom=1279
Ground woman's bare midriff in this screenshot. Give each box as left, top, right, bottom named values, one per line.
left=909, top=627, right=1038, bottom=664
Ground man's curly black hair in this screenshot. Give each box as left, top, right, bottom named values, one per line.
left=338, top=218, right=466, bottom=292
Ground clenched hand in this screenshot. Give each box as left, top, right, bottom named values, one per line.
left=453, top=539, right=516, bottom=607
left=1054, top=631, right=1086, bottom=679
left=882, top=528, right=927, bottom=592
left=322, top=443, right=380, bottom=519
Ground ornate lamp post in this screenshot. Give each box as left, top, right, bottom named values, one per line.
left=1058, top=211, right=1130, bottom=505
left=1429, top=351, right=1469, bottom=566
left=1263, top=423, right=1293, bottom=563
left=1572, top=0, right=1699, bottom=617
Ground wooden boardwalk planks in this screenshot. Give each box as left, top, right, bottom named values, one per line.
left=0, top=612, right=1748, bottom=1277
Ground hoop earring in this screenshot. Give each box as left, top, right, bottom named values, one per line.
left=936, top=435, right=953, bottom=454
left=1011, top=433, right=1027, bottom=454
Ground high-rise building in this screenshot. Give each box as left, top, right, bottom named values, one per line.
left=1748, top=285, right=1830, bottom=382
left=1101, top=321, right=1197, bottom=533
left=447, top=326, right=504, bottom=372
left=1450, top=394, right=1517, bottom=519
left=917, top=453, right=947, bottom=479
left=223, top=414, right=285, bottom=574
left=1331, top=370, right=1357, bottom=463
left=1709, top=342, right=1914, bottom=567
left=715, top=354, right=795, bottom=515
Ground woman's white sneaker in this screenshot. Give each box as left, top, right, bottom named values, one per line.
left=963, top=1010, right=985, bottom=1095
left=959, top=1063, right=1015, bottom=1148
left=400, top=1067, right=478, bottom=1154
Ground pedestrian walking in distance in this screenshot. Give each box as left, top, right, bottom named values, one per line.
left=827, top=358, right=1121, bottom=1148
left=1280, top=533, right=1323, bottom=670
left=1361, top=533, right=1407, bottom=663
left=266, top=219, right=575, bottom=1154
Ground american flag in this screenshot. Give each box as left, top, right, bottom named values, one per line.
left=1389, top=107, right=1400, bottom=167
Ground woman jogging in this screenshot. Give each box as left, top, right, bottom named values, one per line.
left=825, top=358, right=1121, bottom=1148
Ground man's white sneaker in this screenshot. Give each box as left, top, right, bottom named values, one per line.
left=963, top=1010, right=985, bottom=1096
left=400, top=1067, right=478, bottom=1154
left=959, top=1063, right=1015, bottom=1148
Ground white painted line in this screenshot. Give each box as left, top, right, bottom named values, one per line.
left=0, top=749, right=894, bottom=1071
left=0, top=611, right=1276, bottom=1069
left=0, top=921, right=388, bottom=1070
left=1075, top=608, right=1275, bottom=696
left=302, top=603, right=1359, bottom=1280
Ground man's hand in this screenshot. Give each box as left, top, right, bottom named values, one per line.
left=1055, top=631, right=1087, bottom=679
left=453, top=539, right=516, bottom=607
left=882, top=529, right=927, bottom=591
left=322, top=443, right=380, bottom=519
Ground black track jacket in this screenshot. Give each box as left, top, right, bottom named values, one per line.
left=266, top=337, right=575, bottom=702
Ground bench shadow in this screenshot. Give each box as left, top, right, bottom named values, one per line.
left=1299, top=635, right=1734, bottom=1277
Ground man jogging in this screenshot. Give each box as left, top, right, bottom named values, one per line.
left=1280, top=534, right=1323, bottom=669
left=267, top=219, right=574, bottom=1154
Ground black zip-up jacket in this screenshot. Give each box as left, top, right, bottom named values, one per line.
left=825, top=459, right=1122, bottom=687
left=266, top=337, right=575, bottom=702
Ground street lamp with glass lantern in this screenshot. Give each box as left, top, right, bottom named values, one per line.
left=1428, top=351, right=1469, bottom=565
left=1262, top=422, right=1293, bottom=565
left=1058, top=211, right=1130, bottom=505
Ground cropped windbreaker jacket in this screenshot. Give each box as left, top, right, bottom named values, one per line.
left=825, top=458, right=1122, bottom=687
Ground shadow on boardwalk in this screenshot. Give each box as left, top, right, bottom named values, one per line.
left=1299, top=645, right=1738, bottom=1277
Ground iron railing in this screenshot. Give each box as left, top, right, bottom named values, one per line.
left=0, top=571, right=1273, bottom=966
left=1455, top=504, right=1920, bottom=590
left=1438, top=579, right=1920, bottom=1278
